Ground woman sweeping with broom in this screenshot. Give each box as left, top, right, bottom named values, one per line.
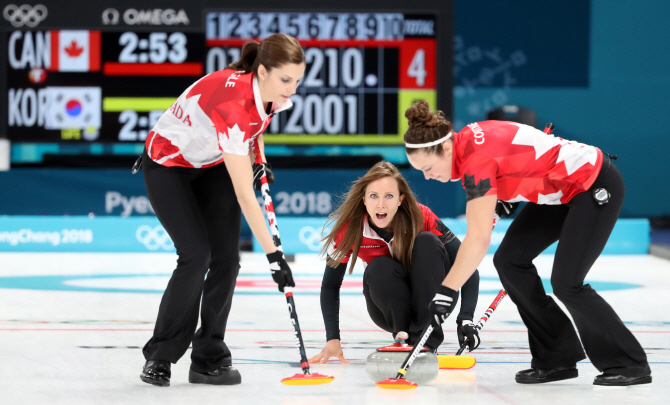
left=138, top=34, right=304, bottom=387
left=405, top=100, right=651, bottom=386
left=308, top=161, right=481, bottom=364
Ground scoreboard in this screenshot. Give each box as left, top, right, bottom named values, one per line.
left=206, top=12, right=436, bottom=144
left=3, top=2, right=449, bottom=146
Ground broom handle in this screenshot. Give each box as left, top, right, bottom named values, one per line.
left=392, top=323, right=434, bottom=380
left=456, top=290, right=507, bottom=355
left=253, top=140, right=311, bottom=374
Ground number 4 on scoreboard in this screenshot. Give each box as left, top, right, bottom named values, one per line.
left=407, top=49, right=427, bottom=87
left=399, top=40, right=434, bottom=90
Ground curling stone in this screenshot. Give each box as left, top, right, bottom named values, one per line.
left=366, top=344, right=439, bottom=385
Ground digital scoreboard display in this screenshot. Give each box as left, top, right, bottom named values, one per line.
left=206, top=12, right=436, bottom=144
left=5, top=11, right=437, bottom=145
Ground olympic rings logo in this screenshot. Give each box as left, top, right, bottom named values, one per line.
left=136, top=225, right=174, bottom=251
left=298, top=226, right=328, bottom=252
left=3, top=4, right=47, bottom=27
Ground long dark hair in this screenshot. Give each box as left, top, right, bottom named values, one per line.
left=404, top=100, right=454, bottom=156
left=226, top=33, right=305, bottom=74
left=320, top=162, right=424, bottom=273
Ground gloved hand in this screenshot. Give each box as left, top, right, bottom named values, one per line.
left=266, top=250, right=295, bottom=293
left=495, top=200, right=519, bottom=218
left=253, top=162, right=275, bottom=191
left=457, top=320, right=481, bottom=352
left=428, top=285, right=459, bottom=326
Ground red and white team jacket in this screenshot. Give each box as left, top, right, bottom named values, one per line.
left=145, top=69, right=292, bottom=168
left=452, top=121, right=603, bottom=204
left=327, top=203, right=456, bottom=267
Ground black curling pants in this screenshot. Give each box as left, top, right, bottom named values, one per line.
left=494, top=159, right=650, bottom=377
left=141, top=151, right=242, bottom=373
left=363, top=232, right=466, bottom=350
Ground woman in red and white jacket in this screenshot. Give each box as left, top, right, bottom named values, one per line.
left=139, top=34, right=303, bottom=387
left=308, top=161, right=480, bottom=364
left=404, top=100, right=650, bottom=386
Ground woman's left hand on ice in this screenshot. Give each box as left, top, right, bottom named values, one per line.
left=308, top=339, right=349, bottom=364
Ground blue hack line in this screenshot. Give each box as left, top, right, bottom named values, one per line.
left=0, top=274, right=641, bottom=295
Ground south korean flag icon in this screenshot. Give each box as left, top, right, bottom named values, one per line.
left=44, top=87, right=102, bottom=130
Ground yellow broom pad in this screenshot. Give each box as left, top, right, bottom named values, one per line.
left=437, top=355, right=476, bottom=369
left=281, top=373, right=334, bottom=385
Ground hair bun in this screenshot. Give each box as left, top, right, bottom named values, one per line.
left=405, top=100, right=440, bottom=127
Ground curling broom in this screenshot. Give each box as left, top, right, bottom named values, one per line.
left=253, top=141, right=334, bottom=386
left=375, top=322, right=436, bottom=389
left=437, top=289, right=507, bottom=369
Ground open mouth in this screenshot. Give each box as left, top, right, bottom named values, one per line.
left=376, top=213, right=387, bottom=220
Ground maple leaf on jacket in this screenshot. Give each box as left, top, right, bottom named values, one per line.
left=65, top=40, right=84, bottom=57
left=463, top=174, right=492, bottom=201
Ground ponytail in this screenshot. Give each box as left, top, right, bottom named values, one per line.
left=225, top=34, right=304, bottom=75
left=225, top=41, right=260, bottom=72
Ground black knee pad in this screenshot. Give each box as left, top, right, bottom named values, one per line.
left=413, top=232, right=441, bottom=249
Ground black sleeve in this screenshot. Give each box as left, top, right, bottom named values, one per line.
left=444, top=236, right=480, bottom=322
left=320, top=259, right=348, bottom=341
left=433, top=217, right=457, bottom=244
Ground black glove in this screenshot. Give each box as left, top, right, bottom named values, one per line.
left=428, top=285, right=459, bottom=326
left=457, top=320, right=481, bottom=352
left=495, top=200, right=519, bottom=218
left=266, top=250, right=295, bottom=293
left=253, top=162, right=275, bottom=191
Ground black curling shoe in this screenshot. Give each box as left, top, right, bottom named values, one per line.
left=515, top=366, right=578, bottom=384
left=140, top=360, right=171, bottom=387
left=188, top=365, right=242, bottom=385
left=593, top=373, right=652, bottom=386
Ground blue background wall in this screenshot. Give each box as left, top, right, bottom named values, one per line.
left=2, top=1, right=669, bottom=220
left=453, top=0, right=670, bottom=218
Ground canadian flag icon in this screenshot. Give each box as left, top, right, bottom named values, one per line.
left=49, top=30, right=101, bottom=72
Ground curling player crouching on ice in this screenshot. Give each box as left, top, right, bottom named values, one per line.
left=136, top=34, right=305, bottom=387
left=308, top=161, right=481, bottom=364
left=404, top=100, right=651, bottom=386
